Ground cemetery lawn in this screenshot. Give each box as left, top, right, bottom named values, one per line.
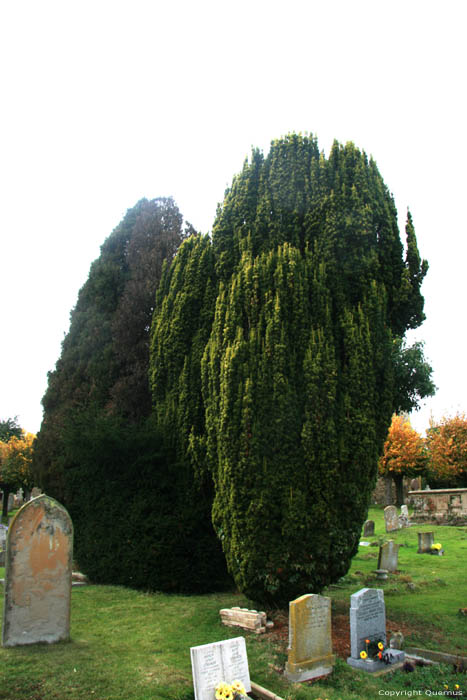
left=0, top=507, right=466, bottom=700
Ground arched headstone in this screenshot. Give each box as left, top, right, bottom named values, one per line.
left=2, top=495, right=73, bottom=647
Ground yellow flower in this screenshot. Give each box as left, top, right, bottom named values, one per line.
left=360, top=650, right=368, bottom=659
left=378, top=642, right=384, bottom=650
left=231, top=680, right=246, bottom=695
left=431, top=543, right=442, bottom=550
left=215, top=682, right=231, bottom=699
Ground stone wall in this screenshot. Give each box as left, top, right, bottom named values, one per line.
left=371, top=477, right=419, bottom=506
left=409, top=488, right=467, bottom=525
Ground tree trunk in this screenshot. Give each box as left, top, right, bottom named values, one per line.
left=1, top=486, right=11, bottom=523
left=384, top=476, right=393, bottom=505
left=393, top=474, right=404, bottom=507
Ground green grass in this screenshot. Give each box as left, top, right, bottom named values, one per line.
left=1, top=506, right=466, bottom=700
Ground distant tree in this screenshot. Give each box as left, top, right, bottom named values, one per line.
left=392, top=338, right=436, bottom=414
left=426, top=413, right=467, bottom=487
left=378, top=414, right=428, bottom=505
left=0, top=416, right=22, bottom=442
left=0, top=431, right=35, bottom=520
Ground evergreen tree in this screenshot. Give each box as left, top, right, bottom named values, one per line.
left=150, top=133, right=430, bottom=603
left=33, top=198, right=231, bottom=593
left=34, top=198, right=185, bottom=496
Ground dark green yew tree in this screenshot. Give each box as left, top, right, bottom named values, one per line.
left=150, top=133, right=429, bottom=603
left=34, top=198, right=231, bottom=592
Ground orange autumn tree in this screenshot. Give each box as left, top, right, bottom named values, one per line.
left=0, top=431, right=35, bottom=521
left=426, top=413, right=467, bottom=488
left=378, top=414, right=428, bottom=505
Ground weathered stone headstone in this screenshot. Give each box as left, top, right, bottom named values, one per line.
left=7, top=493, right=15, bottom=513
left=363, top=520, right=375, bottom=537
left=417, top=531, right=434, bottom=553
left=0, top=524, right=7, bottom=547
left=190, top=637, right=251, bottom=700
left=377, top=540, right=400, bottom=573
left=398, top=504, right=410, bottom=528
left=2, top=495, right=73, bottom=647
left=284, top=593, right=335, bottom=682
left=30, top=487, right=42, bottom=499
left=384, top=505, right=400, bottom=532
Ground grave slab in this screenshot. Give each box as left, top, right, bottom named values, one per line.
left=2, top=495, right=73, bottom=647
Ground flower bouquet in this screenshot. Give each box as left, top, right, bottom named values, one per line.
left=359, top=639, right=385, bottom=662
left=215, top=679, right=248, bottom=700
left=430, top=542, right=444, bottom=555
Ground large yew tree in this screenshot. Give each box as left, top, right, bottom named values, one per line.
left=150, top=134, right=429, bottom=603
left=34, top=198, right=231, bottom=593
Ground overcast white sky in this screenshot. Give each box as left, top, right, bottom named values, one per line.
left=1, top=0, right=465, bottom=436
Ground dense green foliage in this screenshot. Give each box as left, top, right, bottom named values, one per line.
left=150, top=134, right=429, bottom=603
left=59, top=411, right=231, bottom=592
left=0, top=416, right=22, bottom=442
left=34, top=198, right=230, bottom=592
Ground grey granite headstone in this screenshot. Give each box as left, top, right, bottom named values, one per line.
left=384, top=505, right=400, bottom=532
left=363, top=520, right=375, bottom=537
left=190, top=637, right=251, bottom=700
left=377, top=540, right=400, bottom=573
left=347, top=588, right=404, bottom=672
left=349, top=588, right=386, bottom=659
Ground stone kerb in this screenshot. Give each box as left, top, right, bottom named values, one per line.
left=285, top=593, right=335, bottom=682
left=2, top=494, right=73, bottom=647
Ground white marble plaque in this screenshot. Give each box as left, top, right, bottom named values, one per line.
left=190, top=637, right=251, bottom=700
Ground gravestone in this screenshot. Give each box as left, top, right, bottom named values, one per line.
left=363, top=520, right=375, bottom=537
left=398, top=504, right=410, bottom=528
left=349, top=588, right=386, bottom=659
left=384, top=505, right=400, bottom=532
left=347, top=588, right=405, bottom=672
left=284, top=593, right=335, bottom=682
left=2, top=495, right=73, bottom=647
left=417, top=531, right=434, bottom=553
left=7, top=493, right=15, bottom=513
left=190, top=637, right=251, bottom=700
left=377, top=540, right=400, bottom=573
